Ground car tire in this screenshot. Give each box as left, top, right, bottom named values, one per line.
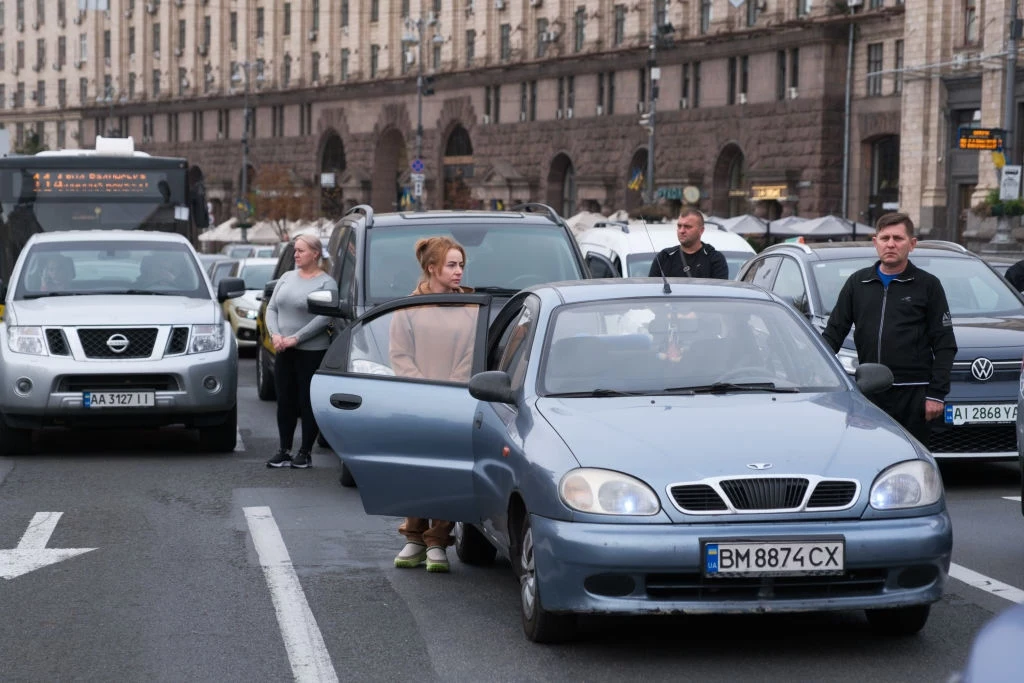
left=515, top=513, right=576, bottom=643
left=256, top=346, right=276, bottom=401
left=865, top=604, right=931, bottom=636
left=198, top=405, right=237, bottom=453
left=454, top=522, right=497, bottom=566
left=0, top=424, right=33, bottom=455
left=339, top=462, right=356, bottom=488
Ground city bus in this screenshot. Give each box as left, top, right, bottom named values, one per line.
left=0, top=136, right=209, bottom=285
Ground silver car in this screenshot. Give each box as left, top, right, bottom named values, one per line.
left=0, top=231, right=244, bottom=454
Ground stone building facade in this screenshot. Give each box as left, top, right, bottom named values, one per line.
left=0, top=0, right=939, bottom=233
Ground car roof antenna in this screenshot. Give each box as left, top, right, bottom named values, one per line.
left=640, top=218, right=671, bottom=294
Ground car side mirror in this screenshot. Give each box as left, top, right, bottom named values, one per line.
left=586, top=253, right=619, bottom=278
left=468, top=371, right=516, bottom=404
left=854, top=362, right=893, bottom=395
left=263, top=279, right=278, bottom=301
left=217, top=277, right=246, bottom=303
left=307, top=288, right=355, bottom=320
left=778, top=293, right=810, bottom=316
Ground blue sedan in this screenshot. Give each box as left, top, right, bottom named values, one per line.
left=310, top=279, right=953, bottom=642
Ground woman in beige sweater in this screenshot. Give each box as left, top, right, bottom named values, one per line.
left=389, top=236, right=476, bottom=573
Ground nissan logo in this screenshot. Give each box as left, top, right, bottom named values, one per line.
left=106, top=333, right=130, bottom=354
left=746, top=463, right=774, bottom=471
left=971, top=357, right=995, bottom=382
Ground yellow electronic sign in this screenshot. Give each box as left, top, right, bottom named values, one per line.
left=958, top=127, right=1004, bottom=151
left=30, top=171, right=155, bottom=195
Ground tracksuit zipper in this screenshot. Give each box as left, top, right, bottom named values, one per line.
left=877, top=285, right=888, bottom=364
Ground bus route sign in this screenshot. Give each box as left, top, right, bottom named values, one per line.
left=958, top=127, right=1005, bottom=151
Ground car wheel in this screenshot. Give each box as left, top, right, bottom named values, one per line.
left=516, top=514, right=576, bottom=643
left=454, top=522, right=497, bottom=566
left=0, top=423, right=33, bottom=455
left=256, top=346, right=276, bottom=401
left=339, top=462, right=356, bottom=488
left=198, top=405, right=237, bottom=453
left=865, top=604, right=931, bottom=636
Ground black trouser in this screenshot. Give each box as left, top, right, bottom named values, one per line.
left=869, top=385, right=930, bottom=445
left=275, top=348, right=326, bottom=453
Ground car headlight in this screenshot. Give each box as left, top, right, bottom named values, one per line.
left=234, top=305, right=257, bottom=320
left=190, top=324, right=226, bottom=354
left=837, top=348, right=859, bottom=375
left=559, top=468, right=660, bottom=516
left=869, top=460, right=943, bottom=510
left=7, top=326, right=47, bottom=355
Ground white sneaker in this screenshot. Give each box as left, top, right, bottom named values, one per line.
left=394, top=542, right=427, bottom=568
left=425, top=546, right=450, bottom=573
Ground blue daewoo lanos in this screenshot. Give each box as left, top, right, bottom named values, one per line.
left=309, top=279, right=953, bottom=642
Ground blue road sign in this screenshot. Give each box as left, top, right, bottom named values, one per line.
left=411, top=158, right=424, bottom=174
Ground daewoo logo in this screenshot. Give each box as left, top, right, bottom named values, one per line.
left=746, top=463, right=774, bottom=471
left=970, top=357, right=994, bottom=382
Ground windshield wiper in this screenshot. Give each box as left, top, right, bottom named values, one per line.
left=21, top=292, right=88, bottom=299
left=662, top=382, right=800, bottom=394
left=547, top=388, right=645, bottom=398
left=119, top=289, right=180, bottom=296
left=471, top=286, right=521, bottom=296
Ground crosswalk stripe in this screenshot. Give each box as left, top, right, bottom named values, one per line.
left=950, top=563, right=1024, bottom=604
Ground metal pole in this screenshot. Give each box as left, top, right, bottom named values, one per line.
left=240, top=65, right=250, bottom=243
left=646, top=0, right=657, bottom=206
left=1004, top=0, right=1020, bottom=166
left=840, top=19, right=854, bottom=221
left=416, top=18, right=424, bottom=212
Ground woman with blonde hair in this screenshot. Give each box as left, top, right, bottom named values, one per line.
left=389, top=235, right=476, bottom=572
left=264, top=234, right=336, bottom=469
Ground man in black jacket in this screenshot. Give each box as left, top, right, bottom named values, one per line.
left=1004, top=258, right=1024, bottom=292
left=648, top=209, right=729, bottom=280
left=822, top=212, right=957, bottom=444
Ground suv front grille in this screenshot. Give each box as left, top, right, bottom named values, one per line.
left=720, top=478, right=808, bottom=510
left=46, top=329, right=70, bottom=356
left=59, top=375, right=180, bottom=391
left=929, top=424, right=1016, bottom=454
left=166, top=326, right=190, bottom=355
left=77, top=328, right=157, bottom=358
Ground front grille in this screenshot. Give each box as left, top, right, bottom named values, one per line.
left=670, top=484, right=728, bottom=512
left=166, top=326, right=190, bottom=355
left=929, top=424, right=1017, bottom=454
left=645, top=569, right=888, bottom=601
left=59, top=374, right=180, bottom=392
left=807, top=481, right=858, bottom=508
left=77, top=328, right=157, bottom=358
left=720, top=478, right=808, bottom=510
left=46, top=329, right=70, bottom=356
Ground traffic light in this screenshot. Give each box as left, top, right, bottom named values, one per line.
left=638, top=112, right=653, bottom=132
left=422, top=75, right=435, bottom=96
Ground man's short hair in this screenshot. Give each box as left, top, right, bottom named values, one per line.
left=875, top=212, right=915, bottom=237
left=678, top=208, right=705, bottom=227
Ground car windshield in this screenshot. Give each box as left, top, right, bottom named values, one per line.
left=239, top=263, right=274, bottom=290
left=366, top=223, right=582, bottom=302
left=812, top=256, right=1024, bottom=316
left=540, top=297, right=846, bottom=395
left=626, top=251, right=749, bottom=279
left=15, top=240, right=207, bottom=299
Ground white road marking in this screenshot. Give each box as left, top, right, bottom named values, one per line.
left=235, top=428, right=246, bottom=452
left=1004, top=496, right=1022, bottom=502
left=243, top=506, right=338, bottom=683
left=18, top=511, right=63, bottom=549
left=1, top=512, right=97, bottom=580
left=950, top=563, right=1024, bottom=604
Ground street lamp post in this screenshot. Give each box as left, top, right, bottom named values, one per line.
left=232, top=63, right=254, bottom=243
left=646, top=2, right=658, bottom=206
left=404, top=12, right=441, bottom=211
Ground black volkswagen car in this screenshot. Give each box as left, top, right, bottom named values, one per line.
left=738, top=240, right=1024, bottom=460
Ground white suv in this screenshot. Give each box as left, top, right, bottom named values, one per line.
left=576, top=220, right=756, bottom=279
left=0, top=231, right=244, bottom=454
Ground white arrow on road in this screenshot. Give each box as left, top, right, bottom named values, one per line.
left=1, top=512, right=96, bottom=580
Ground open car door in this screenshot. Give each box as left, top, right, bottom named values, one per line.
left=311, top=293, right=491, bottom=521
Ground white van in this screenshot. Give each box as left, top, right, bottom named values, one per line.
left=577, top=220, right=756, bottom=279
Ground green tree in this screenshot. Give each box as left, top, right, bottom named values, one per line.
left=249, top=165, right=318, bottom=241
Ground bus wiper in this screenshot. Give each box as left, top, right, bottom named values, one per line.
left=22, top=292, right=88, bottom=299
left=662, top=382, right=800, bottom=394
left=471, top=286, right=521, bottom=296
left=547, top=388, right=644, bottom=397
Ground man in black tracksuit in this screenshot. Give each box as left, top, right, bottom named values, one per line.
left=822, top=213, right=957, bottom=445
left=649, top=209, right=729, bottom=280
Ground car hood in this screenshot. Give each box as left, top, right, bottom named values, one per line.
left=6, top=296, right=218, bottom=326
left=952, top=315, right=1024, bottom=353
left=535, top=391, right=920, bottom=481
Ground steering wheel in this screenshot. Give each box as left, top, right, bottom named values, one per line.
left=508, top=274, right=544, bottom=288
left=718, top=366, right=780, bottom=384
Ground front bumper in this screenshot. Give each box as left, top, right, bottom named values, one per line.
left=230, top=315, right=259, bottom=347
left=0, top=338, right=237, bottom=430
left=529, top=512, right=952, bottom=615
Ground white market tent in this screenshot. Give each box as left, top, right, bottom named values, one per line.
left=198, top=218, right=285, bottom=244
left=789, top=215, right=874, bottom=238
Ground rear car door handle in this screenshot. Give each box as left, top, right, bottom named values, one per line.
left=330, top=393, right=362, bottom=410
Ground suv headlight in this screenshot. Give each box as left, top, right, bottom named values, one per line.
left=190, top=324, right=226, bottom=354
left=559, top=468, right=660, bottom=515
left=234, top=305, right=257, bottom=320
left=837, top=348, right=859, bottom=375
left=7, top=326, right=47, bottom=356
left=869, top=460, right=943, bottom=510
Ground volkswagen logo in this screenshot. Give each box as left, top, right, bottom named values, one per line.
left=106, top=333, right=130, bottom=354
left=971, top=357, right=995, bottom=382
left=746, top=463, right=774, bottom=471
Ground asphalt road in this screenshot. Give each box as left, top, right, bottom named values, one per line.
left=0, top=355, right=1021, bottom=682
